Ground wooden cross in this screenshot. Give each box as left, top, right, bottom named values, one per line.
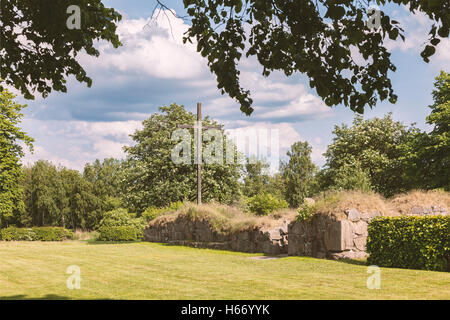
left=177, top=102, right=221, bottom=205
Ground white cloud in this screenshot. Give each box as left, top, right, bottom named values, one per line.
left=14, top=9, right=348, bottom=170
left=384, top=6, right=450, bottom=70
left=21, top=119, right=142, bottom=170
left=81, top=14, right=208, bottom=80
left=254, top=93, right=331, bottom=120
left=76, top=13, right=332, bottom=123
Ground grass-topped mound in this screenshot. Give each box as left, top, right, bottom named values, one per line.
left=389, top=189, right=450, bottom=214
left=147, top=202, right=297, bottom=235
left=299, top=189, right=449, bottom=221
left=305, top=190, right=396, bottom=220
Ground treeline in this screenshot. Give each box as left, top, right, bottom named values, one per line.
left=1, top=72, right=448, bottom=230
left=17, top=159, right=124, bottom=230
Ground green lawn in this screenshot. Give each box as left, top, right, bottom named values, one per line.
left=0, top=241, right=449, bottom=299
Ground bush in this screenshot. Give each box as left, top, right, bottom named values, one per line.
left=367, top=216, right=450, bottom=271
left=97, top=226, right=139, bottom=241
left=98, top=208, right=145, bottom=239
left=33, top=227, right=74, bottom=241
left=0, top=227, right=73, bottom=241
left=0, top=227, right=35, bottom=241
left=323, top=161, right=373, bottom=193
left=142, top=207, right=161, bottom=222
left=142, top=201, right=185, bottom=222
left=247, top=193, right=288, bottom=215
left=296, top=202, right=316, bottom=222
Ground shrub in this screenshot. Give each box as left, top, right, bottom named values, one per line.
left=324, top=161, right=373, bottom=193
left=97, top=226, right=139, bottom=241
left=142, top=201, right=185, bottom=222
left=142, top=207, right=161, bottom=222
left=247, top=193, right=288, bottom=216
left=0, top=227, right=36, bottom=241
left=367, top=216, right=450, bottom=271
left=33, top=227, right=74, bottom=241
left=99, top=208, right=137, bottom=227
left=98, top=208, right=145, bottom=240
left=296, top=202, right=316, bottom=222
left=0, top=227, right=73, bottom=241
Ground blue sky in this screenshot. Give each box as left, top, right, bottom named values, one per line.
left=17, top=1, right=449, bottom=170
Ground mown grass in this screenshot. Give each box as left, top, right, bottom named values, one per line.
left=0, top=241, right=449, bottom=300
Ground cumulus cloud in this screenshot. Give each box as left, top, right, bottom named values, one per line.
left=15, top=8, right=366, bottom=170
left=21, top=119, right=142, bottom=170
left=80, top=15, right=206, bottom=80
left=384, top=5, right=450, bottom=70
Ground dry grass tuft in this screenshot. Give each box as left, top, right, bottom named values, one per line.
left=72, top=229, right=99, bottom=241
left=148, top=189, right=450, bottom=228
left=312, top=190, right=396, bottom=219
left=389, top=189, right=450, bottom=214
left=148, top=202, right=296, bottom=233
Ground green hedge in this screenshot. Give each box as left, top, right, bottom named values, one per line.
left=367, top=216, right=450, bottom=271
left=97, top=226, right=139, bottom=241
left=0, top=227, right=73, bottom=241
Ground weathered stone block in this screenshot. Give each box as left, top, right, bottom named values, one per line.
left=342, top=220, right=354, bottom=250
left=410, top=206, right=423, bottom=215
left=360, top=210, right=380, bottom=222
left=268, top=229, right=282, bottom=240
left=329, top=250, right=368, bottom=260
left=324, top=221, right=344, bottom=251
left=345, top=208, right=360, bottom=221
left=354, top=236, right=367, bottom=251
left=352, top=220, right=368, bottom=236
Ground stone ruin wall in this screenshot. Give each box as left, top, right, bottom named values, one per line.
left=143, top=215, right=290, bottom=255
left=143, top=205, right=448, bottom=259
left=288, top=209, right=379, bottom=260
left=288, top=205, right=449, bottom=260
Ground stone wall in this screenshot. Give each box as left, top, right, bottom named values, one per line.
left=143, top=215, right=289, bottom=255
left=288, top=206, right=448, bottom=260
left=144, top=206, right=448, bottom=259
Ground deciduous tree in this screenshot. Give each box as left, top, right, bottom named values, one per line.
left=123, top=104, right=242, bottom=212
left=0, top=88, right=33, bottom=227
left=0, top=0, right=122, bottom=99
left=281, top=141, right=316, bottom=207
left=321, top=114, right=417, bottom=196
left=181, top=0, right=449, bottom=114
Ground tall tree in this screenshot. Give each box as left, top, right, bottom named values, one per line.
left=21, top=160, right=103, bottom=229
left=0, top=0, right=122, bottom=99
left=123, top=103, right=242, bottom=212
left=60, top=167, right=100, bottom=230
left=322, top=114, right=417, bottom=197
left=404, top=71, right=450, bottom=190
left=82, top=158, right=124, bottom=227
left=242, top=156, right=271, bottom=197
left=281, top=141, right=316, bottom=207
left=426, top=71, right=450, bottom=189
left=27, top=160, right=64, bottom=226
left=181, top=0, right=448, bottom=114
left=83, top=158, right=124, bottom=204
left=242, top=156, right=286, bottom=199
left=0, top=88, right=33, bottom=227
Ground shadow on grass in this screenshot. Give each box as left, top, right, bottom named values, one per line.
left=0, top=294, right=72, bottom=300
left=86, top=240, right=143, bottom=245
left=1, top=294, right=114, bottom=300
left=335, top=258, right=368, bottom=266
